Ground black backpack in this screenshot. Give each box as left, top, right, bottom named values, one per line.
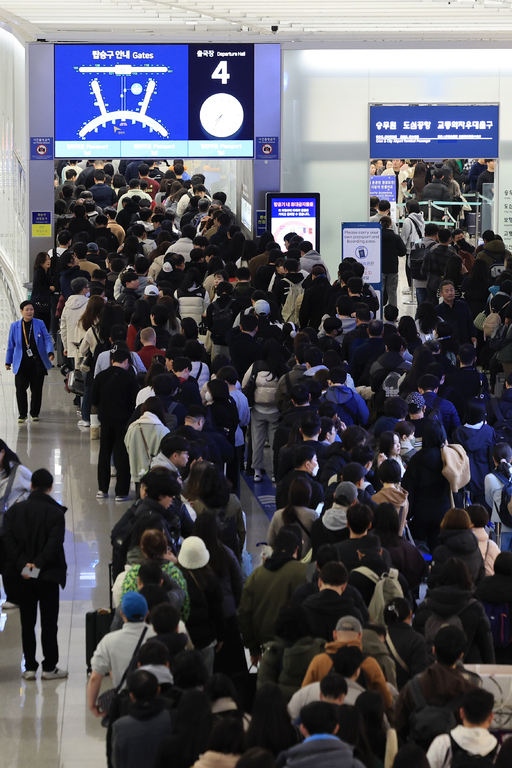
left=407, top=675, right=461, bottom=751
left=218, top=509, right=240, bottom=560
left=211, top=299, right=236, bottom=338
left=449, top=735, right=499, bottom=768
left=491, top=397, right=512, bottom=445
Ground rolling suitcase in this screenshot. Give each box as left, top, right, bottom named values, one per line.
left=86, top=609, right=114, bottom=673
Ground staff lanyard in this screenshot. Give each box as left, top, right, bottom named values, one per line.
left=22, top=322, right=33, bottom=357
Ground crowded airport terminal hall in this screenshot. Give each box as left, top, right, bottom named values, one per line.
left=6, top=5, right=512, bottom=768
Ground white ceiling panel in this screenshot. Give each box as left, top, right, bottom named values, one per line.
left=2, top=0, right=512, bottom=42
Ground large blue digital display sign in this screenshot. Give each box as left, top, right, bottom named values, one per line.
left=54, top=44, right=254, bottom=158
left=370, top=105, right=499, bottom=159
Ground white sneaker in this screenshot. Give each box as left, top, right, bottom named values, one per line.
left=29, top=416, right=39, bottom=422
left=254, top=470, right=262, bottom=482
left=41, top=668, right=68, bottom=680
left=22, top=670, right=36, bottom=680
left=96, top=490, right=108, bottom=499
left=115, top=495, right=131, bottom=502
left=77, top=420, right=90, bottom=427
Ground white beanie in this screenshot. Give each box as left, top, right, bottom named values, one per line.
left=178, top=536, right=210, bottom=569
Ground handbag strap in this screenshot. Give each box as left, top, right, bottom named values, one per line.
left=386, top=631, right=409, bottom=673
left=115, top=625, right=148, bottom=693
left=1, top=464, right=19, bottom=514
left=138, top=425, right=151, bottom=461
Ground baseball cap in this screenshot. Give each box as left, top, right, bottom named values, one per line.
left=162, top=262, right=173, bottom=273
left=121, top=592, right=148, bottom=622
left=406, top=391, right=426, bottom=408
left=144, top=285, right=159, bottom=296
left=254, top=299, right=270, bottom=317
left=335, top=616, right=363, bottom=634
left=334, top=481, right=358, bottom=506
left=87, top=242, right=99, bottom=252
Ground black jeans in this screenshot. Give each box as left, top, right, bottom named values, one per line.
left=15, top=359, right=47, bottom=418
left=18, top=579, right=60, bottom=672
left=98, top=422, right=131, bottom=496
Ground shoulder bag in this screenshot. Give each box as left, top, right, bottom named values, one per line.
left=97, top=626, right=148, bottom=718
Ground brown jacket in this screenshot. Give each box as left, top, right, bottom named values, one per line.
left=371, top=485, right=409, bottom=534
left=395, top=663, right=477, bottom=738
left=249, top=252, right=270, bottom=280
left=301, top=638, right=392, bottom=709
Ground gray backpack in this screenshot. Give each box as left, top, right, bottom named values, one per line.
left=424, top=599, right=476, bottom=649
left=282, top=279, right=304, bottom=324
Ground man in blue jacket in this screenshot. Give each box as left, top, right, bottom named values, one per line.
left=5, top=300, right=54, bottom=423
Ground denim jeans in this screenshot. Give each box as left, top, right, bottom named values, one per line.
left=501, top=529, right=512, bottom=552
left=415, top=286, right=428, bottom=305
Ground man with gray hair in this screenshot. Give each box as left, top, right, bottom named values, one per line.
left=60, top=277, right=89, bottom=363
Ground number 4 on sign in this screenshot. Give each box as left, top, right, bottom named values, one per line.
left=212, top=61, right=230, bottom=85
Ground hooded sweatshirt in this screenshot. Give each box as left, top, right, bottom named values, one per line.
left=321, top=384, right=369, bottom=426
left=452, top=424, right=495, bottom=500
left=371, top=485, right=409, bottom=533
left=429, top=529, right=485, bottom=588
left=112, top=699, right=172, bottom=768
left=427, top=725, right=498, bottom=768
left=277, top=733, right=365, bottom=768
left=302, top=588, right=363, bottom=641
left=299, top=250, right=331, bottom=280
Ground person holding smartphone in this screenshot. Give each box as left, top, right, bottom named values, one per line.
left=3, top=469, right=68, bottom=680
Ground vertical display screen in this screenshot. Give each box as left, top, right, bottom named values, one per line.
left=266, top=193, right=320, bottom=251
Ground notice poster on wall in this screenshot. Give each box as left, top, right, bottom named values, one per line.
left=341, top=222, right=382, bottom=289
left=266, top=193, right=320, bottom=250
left=370, top=175, right=397, bottom=223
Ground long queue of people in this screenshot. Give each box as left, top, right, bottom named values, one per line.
left=3, top=161, right=512, bottom=767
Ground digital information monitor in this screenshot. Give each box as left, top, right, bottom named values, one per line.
left=54, top=44, right=254, bottom=158
left=370, top=104, right=499, bottom=159
left=266, top=193, right=320, bottom=251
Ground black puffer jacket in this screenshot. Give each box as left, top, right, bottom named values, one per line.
left=413, top=585, right=495, bottom=663
left=477, top=573, right=512, bottom=663
left=429, top=529, right=485, bottom=588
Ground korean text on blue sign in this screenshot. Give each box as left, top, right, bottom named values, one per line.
left=256, top=137, right=279, bottom=160
left=370, top=105, right=499, bottom=159
left=370, top=175, right=396, bottom=203
left=30, top=137, right=54, bottom=160
left=271, top=198, right=316, bottom=218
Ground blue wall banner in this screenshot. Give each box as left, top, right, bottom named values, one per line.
left=30, top=137, right=54, bottom=160
left=370, top=105, right=499, bottom=159
left=256, top=136, right=279, bottom=160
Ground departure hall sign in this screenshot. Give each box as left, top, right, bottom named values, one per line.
left=54, top=44, right=254, bottom=158
left=370, top=105, right=499, bottom=159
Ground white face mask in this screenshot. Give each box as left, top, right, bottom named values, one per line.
left=85, top=292, right=90, bottom=298
left=310, top=462, right=319, bottom=477
left=205, top=391, right=213, bottom=403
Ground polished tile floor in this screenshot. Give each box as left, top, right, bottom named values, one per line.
left=0, top=292, right=271, bottom=768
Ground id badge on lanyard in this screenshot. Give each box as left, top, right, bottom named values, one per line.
left=23, top=322, right=33, bottom=357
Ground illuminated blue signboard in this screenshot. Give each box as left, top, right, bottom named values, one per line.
left=370, top=105, right=499, bottom=159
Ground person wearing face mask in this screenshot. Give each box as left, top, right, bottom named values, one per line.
left=5, top=300, right=54, bottom=424
left=275, top=443, right=325, bottom=512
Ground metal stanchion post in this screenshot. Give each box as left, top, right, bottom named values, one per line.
left=495, top=521, right=502, bottom=547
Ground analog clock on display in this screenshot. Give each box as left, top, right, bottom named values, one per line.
left=199, top=93, right=244, bottom=138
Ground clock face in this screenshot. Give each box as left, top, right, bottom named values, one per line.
left=199, top=93, right=244, bottom=138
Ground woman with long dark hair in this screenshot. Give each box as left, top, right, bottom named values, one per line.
left=185, top=461, right=246, bottom=560
left=193, top=512, right=246, bottom=675
left=267, top=478, right=317, bottom=556
left=372, top=503, right=426, bottom=590
left=226, top=231, right=246, bottom=264
left=76, top=295, right=105, bottom=426
left=177, top=535, right=225, bottom=676
left=398, top=346, right=433, bottom=398
left=415, top=301, right=439, bottom=342
left=0, top=440, right=32, bottom=608
left=245, top=684, right=300, bottom=757
left=176, top=267, right=209, bottom=326
left=443, top=255, right=466, bottom=299
left=127, top=299, right=152, bottom=350
left=118, top=235, right=140, bottom=266
left=31, top=252, right=55, bottom=330
left=402, top=420, right=451, bottom=552
left=461, top=258, right=491, bottom=318
left=335, top=704, right=376, bottom=768
left=242, top=339, right=290, bottom=483
left=155, top=689, right=213, bottom=768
